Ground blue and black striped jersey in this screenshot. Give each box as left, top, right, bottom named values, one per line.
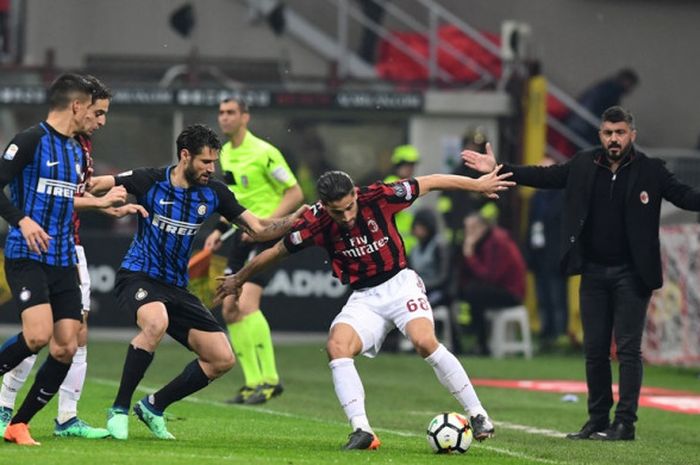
left=0, top=122, right=84, bottom=266
left=115, top=166, right=246, bottom=287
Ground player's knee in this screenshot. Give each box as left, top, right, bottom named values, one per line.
left=25, top=333, right=51, bottom=351
left=411, top=333, right=439, bottom=357
left=207, top=353, right=235, bottom=378
left=51, top=341, right=78, bottom=362
left=326, top=338, right=353, bottom=359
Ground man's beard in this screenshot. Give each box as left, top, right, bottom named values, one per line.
left=185, top=164, right=207, bottom=185
left=605, top=142, right=632, bottom=161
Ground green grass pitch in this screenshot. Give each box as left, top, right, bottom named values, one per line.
left=1, top=341, right=698, bottom=464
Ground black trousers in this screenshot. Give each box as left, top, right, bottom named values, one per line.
left=579, top=263, right=651, bottom=425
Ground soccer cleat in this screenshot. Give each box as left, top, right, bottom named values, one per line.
left=470, top=414, right=495, bottom=441
left=0, top=406, right=12, bottom=437
left=342, top=428, right=381, bottom=450
left=134, top=399, right=175, bottom=440
left=226, top=385, right=257, bottom=404
left=566, top=419, right=610, bottom=440
left=590, top=421, right=635, bottom=441
left=54, top=417, right=111, bottom=439
left=107, top=407, right=129, bottom=440
left=244, top=382, right=285, bottom=405
left=3, top=422, right=40, bottom=446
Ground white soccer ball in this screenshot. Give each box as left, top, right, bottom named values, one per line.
left=426, top=412, right=473, bottom=454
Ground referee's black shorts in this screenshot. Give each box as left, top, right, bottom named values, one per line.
left=114, top=269, right=225, bottom=350
left=224, top=229, right=277, bottom=287
left=4, top=258, right=82, bottom=321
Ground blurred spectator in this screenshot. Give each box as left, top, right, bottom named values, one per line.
left=565, top=68, right=639, bottom=147
left=457, top=206, right=526, bottom=355
left=525, top=156, right=568, bottom=351
left=438, top=127, right=492, bottom=246
left=409, top=209, right=451, bottom=308
left=384, top=144, right=420, bottom=253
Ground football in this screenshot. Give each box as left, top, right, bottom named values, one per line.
left=426, top=412, right=473, bottom=454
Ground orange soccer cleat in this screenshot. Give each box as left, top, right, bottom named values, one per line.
left=4, top=422, right=41, bottom=446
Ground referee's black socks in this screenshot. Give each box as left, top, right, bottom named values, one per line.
left=12, top=354, right=70, bottom=424
left=0, top=332, right=35, bottom=376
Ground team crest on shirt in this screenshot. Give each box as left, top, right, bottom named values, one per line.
left=197, top=204, right=207, bottom=216
left=367, top=219, right=379, bottom=233
left=135, top=288, right=148, bottom=301
left=3, top=144, right=18, bottom=160
left=640, top=191, right=649, bottom=205
left=19, top=287, right=31, bottom=302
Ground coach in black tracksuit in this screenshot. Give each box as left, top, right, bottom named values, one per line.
left=463, top=106, right=700, bottom=441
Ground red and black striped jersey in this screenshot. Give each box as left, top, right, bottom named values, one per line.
left=72, top=134, right=93, bottom=245
left=283, top=178, right=420, bottom=289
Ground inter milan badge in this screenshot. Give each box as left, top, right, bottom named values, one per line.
left=19, top=287, right=31, bottom=302
left=640, top=191, right=649, bottom=205
left=197, top=204, right=207, bottom=216
left=135, top=288, right=148, bottom=301
left=367, top=219, right=379, bottom=233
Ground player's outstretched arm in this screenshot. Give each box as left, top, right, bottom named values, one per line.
left=74, top=186, right=127, bottom=211
left=87, top=175, right=116, bottom=195
left=416, top=167, right=515, bottom=200
left=462, top=142, right=498, bottom=173
left=214, top=240, right=290, bottom=305
left=234, top=205, right=309, bottom=242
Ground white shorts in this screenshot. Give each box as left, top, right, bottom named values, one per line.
left=75, top=245, right=91, bottom=312
left=330, top=268, right=434, bottom=358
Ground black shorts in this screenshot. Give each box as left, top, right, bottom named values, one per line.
left=225, top=229, right=276, bottom=287
left=115, top=269, right=225, bottom=349
left=4, top=258, right=82, bottom=322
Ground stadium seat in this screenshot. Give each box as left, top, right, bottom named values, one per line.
left=485, top=305, right=532, bottom=358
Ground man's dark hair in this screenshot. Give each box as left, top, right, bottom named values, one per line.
left=220, top=96, right=249, bottom=113
left=47, top=73, right=95, bottom=110
left=176, top=124, right=221, bottom=160
left=317, top=170, right=355, bottom=203
left=602, top=106, right=635, bottom=129
left=83, top=74, right=112, bottom=102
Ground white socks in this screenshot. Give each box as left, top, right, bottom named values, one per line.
left=0, top=354, right=37, bottom=409
left=425, top=344, right=487, bottom=418
left=329, top=357, right=373, bottom=433
left=57, top=345, right=87, bottom=424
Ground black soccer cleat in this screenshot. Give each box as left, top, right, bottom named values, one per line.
left=470, top=414, right=495, bottom=441
left=226, top=385, right=256, bottom=404
left=342, top=429, right=381, bottom=450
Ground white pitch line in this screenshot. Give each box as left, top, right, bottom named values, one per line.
left=407, top=410, right=567, bottom=438
left=92, top=378, right=567, bottom=465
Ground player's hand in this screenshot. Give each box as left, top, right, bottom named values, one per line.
left=240, top=231, right=254, bottom=243
left=18, top=216, right=51, bottom=254
left=292, top=204, right=310, bottom=221
left=99, top=185, right=127, bottom=208
left=213, top=275, right=242, bottom=306
left=477, top=165, right=515, bottom=199
left=462, top=142, right=498, bottom=173
left=205, top=230, right=223, bottom=251
left=109, top=204, right=149, bottom=218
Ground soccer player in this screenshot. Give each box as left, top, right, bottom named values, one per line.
left=0, top=73, right=120, bottom=446
left=88, top=124, right=306, bottom=440
left=215, top=168, right=514, bottom=449
left=204, top=97, right=303, bottom=405
left=0, top=75, right=143, bottom=439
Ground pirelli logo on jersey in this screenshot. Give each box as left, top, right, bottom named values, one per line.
left=36, top=178, right=78, bottom=198
left=152, top=214, right=201, bottom=236
left=340, top=235, right=390, bottom=258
